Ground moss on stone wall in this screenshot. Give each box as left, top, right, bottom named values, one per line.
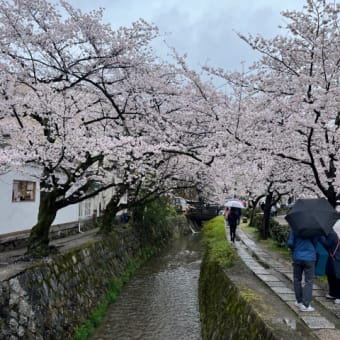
left=199, top=217, right=278, bottom=340
left=0, top=222, right=173, bottom=340
left=198, top=217, right=317, bottom=340
left=199, top=255, right=277, bottom=340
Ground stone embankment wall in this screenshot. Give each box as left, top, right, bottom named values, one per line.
left=199, top=254, right=277, bottom=340
left=0, top=225, right=171, bottom=340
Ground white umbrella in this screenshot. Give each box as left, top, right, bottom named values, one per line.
left=225, top=200, right=245, bottom=209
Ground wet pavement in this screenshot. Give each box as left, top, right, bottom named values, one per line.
left=232, top=223, right=340, bottom=340
left=0, top=228, right=100, bottom=281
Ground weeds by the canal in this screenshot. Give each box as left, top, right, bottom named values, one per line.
left=74, top=247, right=157, bottom=340
left=203, top=215, right=237, bottom=267
left=74, top=279, right=122, bottom=340
left=75, top=323, right=94, bottom=340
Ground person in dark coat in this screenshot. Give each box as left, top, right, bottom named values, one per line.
left=235, top=207, right=242, bottom=225
left=287, top=228, right=317, bottom=312
left=318, top=230, right=340, bottom=304
left=227, top=207, right=239, bottom=243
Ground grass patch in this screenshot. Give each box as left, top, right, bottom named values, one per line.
left=203, top=215, right=237, bottom=267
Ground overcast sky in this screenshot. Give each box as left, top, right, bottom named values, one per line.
left=66, top=0, right=307, bottom=72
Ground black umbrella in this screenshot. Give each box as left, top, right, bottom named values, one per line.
left=285, top=198, right=338, bottom=238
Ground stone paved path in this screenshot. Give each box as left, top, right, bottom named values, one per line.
left=232, top=225, right=340, bottom=340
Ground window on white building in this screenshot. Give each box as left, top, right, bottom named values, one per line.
left=79, top=199, right=92, bottom=217
left=12, top=180, right=36, bottom=202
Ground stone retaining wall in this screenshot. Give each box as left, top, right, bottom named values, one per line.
left=199, top=253, right=277, bottom=340
left=0, top=226, right=151, bottom=339
left=198, top=249, right=318, bottom=340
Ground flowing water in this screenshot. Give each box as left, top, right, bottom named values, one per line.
left=90, top=234, right=203, bottom=340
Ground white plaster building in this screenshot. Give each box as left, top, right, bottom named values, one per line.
left=0, top=166, right=106, bottom=236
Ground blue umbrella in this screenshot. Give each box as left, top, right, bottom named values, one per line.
left=285, top=198, right=338, bottom=238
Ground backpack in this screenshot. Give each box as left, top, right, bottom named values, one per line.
left=228, top=209, right=238, bottom=225
left=314, top=241, right=328, bottom=276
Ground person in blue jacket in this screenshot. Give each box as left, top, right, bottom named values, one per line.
left=287, top=228, right=317, bottom=312
left=317, top=230, right=340, bottom=304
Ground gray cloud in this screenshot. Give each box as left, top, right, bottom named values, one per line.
left=65, top=0, right=306, bottom=71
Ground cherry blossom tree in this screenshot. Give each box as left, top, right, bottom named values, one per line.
left=195, top=68, right=319, bottom=235
left=205, top=0, right=339, bottom=210
left=238, top=0, right=340, bottom=206
left=0, top=0, right=215, bottom=255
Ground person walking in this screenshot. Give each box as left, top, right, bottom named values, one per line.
left=227, top=207, right=239, bottom=243
left=318, top=230, right=340, bottom=304
left=235, top=207, right=242, bottom=225
left=224, top=207, right=230, bottom=225
left=287, top=228, right=317, bottom=312
left=223, top=207, right=230, bottom=240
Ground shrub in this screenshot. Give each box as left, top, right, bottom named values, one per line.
left=131, top=196, right=176, bottom=245
left=242, top=207, right=250, bottom=218
left=249, top=214, right=289, bottom=248
left=269, top=221, right=290, bottom=248
left=249, top=214, right=263, bottom=230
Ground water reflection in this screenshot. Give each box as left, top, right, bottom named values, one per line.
left=91, top=234, right=203, bottom=340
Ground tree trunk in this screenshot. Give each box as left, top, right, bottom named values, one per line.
left=326, top=185, right=337, bottom=208
left=100, top=197, right=121, bottom=232
left=262, top=192, right=273, bottom=240
left=27, top=191, right=58, bottom=256
left=249, top=196, right=264, bottom=226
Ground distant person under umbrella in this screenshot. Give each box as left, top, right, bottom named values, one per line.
left=227, top=207, right=239, bottom=243
left=235, top=207, right=242, bottom=225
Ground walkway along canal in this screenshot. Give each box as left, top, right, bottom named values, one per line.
left=90, top=233, right=203, bottom=340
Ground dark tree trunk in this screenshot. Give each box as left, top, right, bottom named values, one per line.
left=249, top=195, right=264, bottom=226
left=100, top=197, right=121, bottom=232
left=27, top=191, right=58, bottom=256
left=325, top=184, right=337, bottom=208
left=261, top=192, right=273, bottom=240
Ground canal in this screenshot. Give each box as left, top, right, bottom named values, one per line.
left=90, top=233, right=203, bottom=340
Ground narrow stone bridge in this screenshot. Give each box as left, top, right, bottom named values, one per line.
left=186, top=202, right=220, bottom=225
